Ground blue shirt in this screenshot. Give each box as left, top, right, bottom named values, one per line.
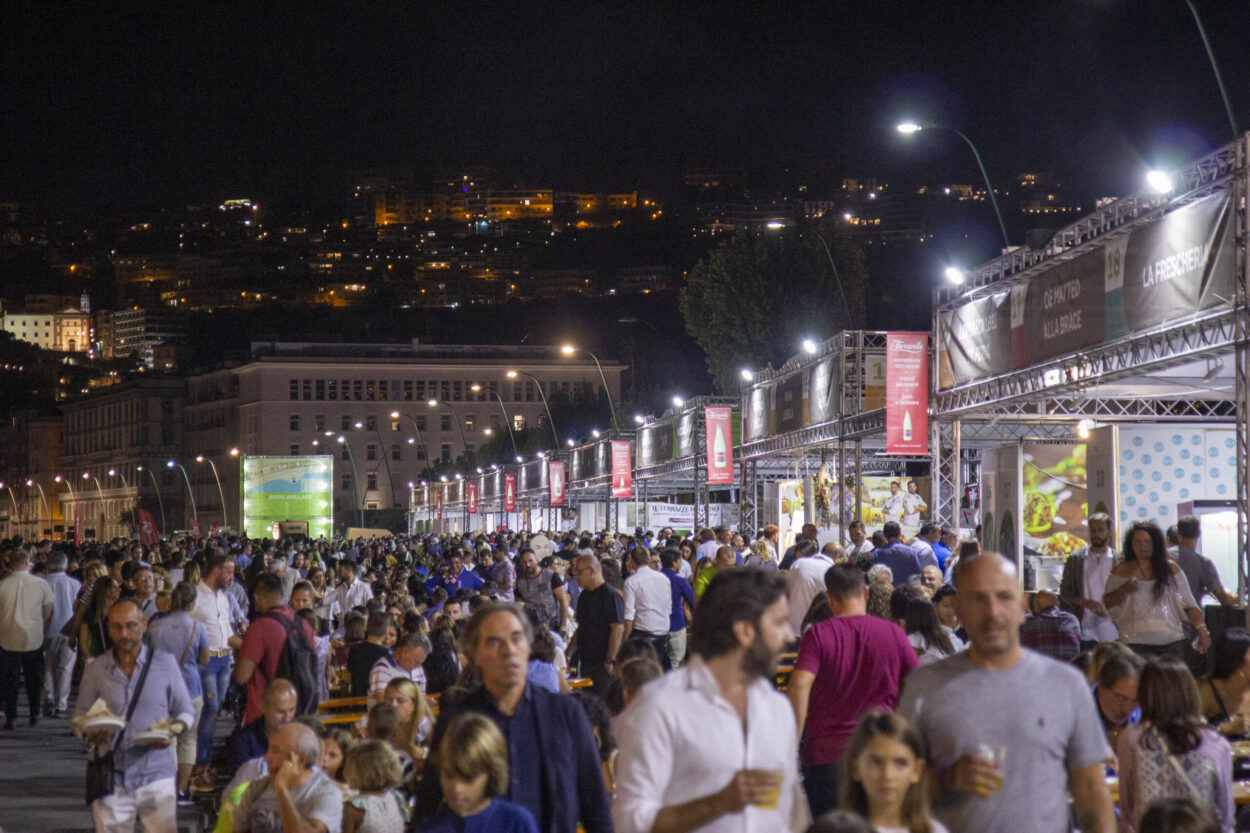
left=419, top=799, right=539, bottom=833
left=146, top=611, right=210, bottom=698
left=75, top=644, right=195, bottom=792
left=933, top=541, right=951, bottom=572
left=873, top=542, right=923, bottom=586
left=527, top=659, right=561, bottom=693
left=662, top=569, right=695, bottom=631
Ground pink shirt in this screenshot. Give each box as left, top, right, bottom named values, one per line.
left=794, top=614, right=918, bottom=765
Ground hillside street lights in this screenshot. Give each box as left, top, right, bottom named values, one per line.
left=897, top=120, right=1010, bottom=250
left=195, top=455, right=228, bottom=529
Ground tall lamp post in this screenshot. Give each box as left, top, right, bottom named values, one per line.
left=506, top=370, right=560, bottom=450
left=25, top=479, right=49, bottom=538
left=0, top=482, right=18, bottom=537
left=83, top=472, right=105, bottom=539
left=427, top=399, right=470, bottom=465
left=765, top=221, right=854, bottom=332
left=166, top=460, right=198, bottom=528
left=390, top=411, right=433, bottom=471
left=135, top=465, right=166, bottom=537
left=897, top=121, right=1010, bottom=250
left=54, top=474, right=77, bottom=539
left=194, top=455, right=228, bottom=530
left=560, top=345, right=620, bottom=432
left=315, top=436, right=364, bottom=529
left=468, top=385, right=521, bottom=462
left=352, top=422, right=399, bottom=518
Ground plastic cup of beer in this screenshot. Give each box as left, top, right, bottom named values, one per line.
left=753, top=770, right=784, bottom=809
left=974, top=744, right=1006, bottom=795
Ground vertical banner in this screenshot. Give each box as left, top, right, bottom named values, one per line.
left=504, top=474, right=517, bottom=511
left=190, top=516, right=201, bottom=539
left=611, top=440, right=633, bottom=498
left=705, top=406, right=734, bottom=485
left=467, top=482, right=478, bottom=515
left=1085, top=425, right=1118, bottom=521
left=73, top=504, right=82, bottom=545
left=435, top=487, right=444, bottom=520
left=548, top=461, right=566, bottom=507
left=885, top=332, right=929, bottom=455
left=138, top=509, right=159, bottom=545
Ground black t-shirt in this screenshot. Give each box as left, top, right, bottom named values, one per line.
left=575, top=583, right=624, bottom=667
left=347, top=641, right=391, bottom=697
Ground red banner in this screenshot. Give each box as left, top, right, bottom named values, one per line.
left=548, top=460, right=566, bottom=507
left=611, top=440, right=632, bottom=498
left=209, top=521, right=219, bottom=537
left=190, top=517, right=201, bottom=538
left=435, top=487, right=444, bottom=520
left=504, top=474, right=517, bottom=511
left=704, top=406, right=734, bottom=485
left=886, top=332, right=929, bottom=455
left=73, top=504, right=82, bottom=545
left=138, top=510, right=159, bottom=546
left=467, top=482, right=478, bottom=514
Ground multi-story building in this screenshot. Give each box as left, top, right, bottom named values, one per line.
left=183, top=368, right=241, bottom=533
left=3, top=308, right=91, bottom=353
left=0, top=409, right=63, bottom=539
left=60, top=378, right=187, bottom=541
left=232, top=342, right=624, bottom=527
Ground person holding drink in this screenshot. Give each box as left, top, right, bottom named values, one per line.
left=899, top=553, right=1115, bottom=833
left=613, top=567, right=809, bottom=832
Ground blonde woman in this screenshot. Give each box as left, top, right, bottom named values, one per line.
left=745, top=539, right=777, bottom=570
left=383, top=677, right=434, bottom=791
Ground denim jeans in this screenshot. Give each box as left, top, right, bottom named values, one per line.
left=196, top=655, right=231, bottom=766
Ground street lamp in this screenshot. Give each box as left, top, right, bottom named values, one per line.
left=897, top=120, right=1010, bottom=250
left=84, top=471, right=105, bottom=538
left=390, top=410, right=432, bottom=470
left=468, top=385, right=520, bottom=462
left=107, top=468, right=129, bottom=489
left=26, top=479, right=49, bottom=535
left=943, top=267, right=966, bottom=285
left=506, top=370, right=560, bottom=450
left=634, top=414, right=645, bottom=425
left=560, top=344, right=620, bottom=432
left=194, top=454, right=228, bottom=529
left=802, top=339, right=818, bottom=355
left=0, top=482, right=18, bottom=535
left=166, top=460, right=198, bottom=526
left=766, top=221, right=854, bottom=332
left=336, top=436, right=365, bottom=528
left=672, top=396, right=685, bottom=409
left=740, top=368, right=754, bottom=382
left=134, top=465, right=166, bottom=536
left=1146, top=169, right=1173, bottom=194
left=427, top=399, right=470, bottom=464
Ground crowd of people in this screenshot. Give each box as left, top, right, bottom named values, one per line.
left=0, top=512, right=1242, bottom=833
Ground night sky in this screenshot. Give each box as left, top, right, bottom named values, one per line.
left=4, top=2, right=1249, bottom=210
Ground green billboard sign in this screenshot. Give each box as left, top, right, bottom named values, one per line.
left=241, top=455, right=333, bottom=539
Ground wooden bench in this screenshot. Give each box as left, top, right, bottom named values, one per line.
left=320, top=712, right=366, bottom=726
left=319, top=696, right=368, bottom=712
left=568, top=677, right=593, bottom=689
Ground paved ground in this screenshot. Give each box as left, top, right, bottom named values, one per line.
left=0, top=714, right=96, bottom=833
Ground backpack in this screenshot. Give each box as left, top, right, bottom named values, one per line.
left=267, top=612, right=320, bottom=716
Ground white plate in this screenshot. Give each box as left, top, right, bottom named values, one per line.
left=81, top=716, right=125, bottom=733
left=128, top=730, right=173, bottom=745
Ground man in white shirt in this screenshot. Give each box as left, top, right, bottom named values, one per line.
left=785, top=542, right=837, bottom=636
left=367, top=632, right=430, bottom=705
left=613, top=568, right=808, bottom=833
left=328, top=560, right=373, bottom=624
left=1058, top=512, right=1120, bottom=650
left=0, top=549, right=53, bottom=728
left=846, top=521, right=874, bottom=566
left=131, top=562, right=159, bottom=620
left=882, top=481, right=905, bottom=523
left=695, top=528, right=721, bottom=563
left=42, top=551, right=80, bottom=716
left=190, top=553, right=242, bottom=790
left=901, top=480, right=927, bottom=528
left=621, top=548, right=674, bottom=669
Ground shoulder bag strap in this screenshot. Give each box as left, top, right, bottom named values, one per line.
left=1209, top=679, right=1231, bottom=721
left=111, top=651, right=155, bottom=753
left=1151, top=726, right=1203, bottom=800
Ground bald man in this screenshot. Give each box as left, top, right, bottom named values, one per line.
left=898, top=554, right=1114, bottom=833
left=224, top=678, right=299, bottom=793
left=568, top=555, right=623, bottom=693
left=235, top=722, right=343, bottom=833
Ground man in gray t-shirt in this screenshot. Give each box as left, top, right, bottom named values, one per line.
left=235, top=723, right=343, bottom=833
left=899, top=553, right=1114, bottom=833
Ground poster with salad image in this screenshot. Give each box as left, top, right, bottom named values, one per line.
left=1021, top=443, right=1089, bottom=561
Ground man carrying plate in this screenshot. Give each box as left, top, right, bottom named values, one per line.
left=74, top=598, right=195, bottom=833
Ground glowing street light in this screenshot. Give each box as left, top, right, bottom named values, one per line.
left=1146, top=169, right=1173, bottom=194
left=896, top=122, right=922, bottom=135
left=634, top=414, right=645, bottom=425
left=740, top=368, right=754, bottom=382
left=944, top=267, right=966, bottom=285
left=802, top=339, right=818, bottom=355
left=672, top=396, right=685, bottom=409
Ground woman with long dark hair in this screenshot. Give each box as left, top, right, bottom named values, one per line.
left=903, top=598, right=955, bottom=665
left=1103, top=522, right=1208, bottom=658
left=1200, top=627, right=1250, bottom=725
left=1115, top=656, right=1233, bottom=833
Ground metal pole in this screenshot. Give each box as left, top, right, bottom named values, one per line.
left=170, top=462, right=197, bottom=523
left=338, top=439, right=364, bottom=529
left=1184, top=0, right=1239, bottom=137
left=586, top=351, right=620, bottom=433
left=137, top=466, right=166, bottom=536
left=810, top=230, right=854, bottom=332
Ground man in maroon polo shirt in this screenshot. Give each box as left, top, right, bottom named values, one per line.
left=233, top=572, right=316, bottom=724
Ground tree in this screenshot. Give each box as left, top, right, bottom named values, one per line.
left=679, top=222, right=868, bottom=393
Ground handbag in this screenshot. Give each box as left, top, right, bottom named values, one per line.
left=84, top=652, right=153, bottom=805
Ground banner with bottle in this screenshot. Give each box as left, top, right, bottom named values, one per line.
left=504, top=474, right=517, bottom=511
left=190, top=516, right=201, bottom=539
left=435, top=487, right=444, bottom=520
left=705, top=406, right=735, bottom=485
left=937, top=192, right=1234, bottom=388
left=548, top=460, right=566, bottom=507
left=467, top=482, right=478, bottom=514
left=885, top=332, right=928, bottom=455
left=138, top=509, right=159, bottom=545
left=611, top=440, right=633, bottom=498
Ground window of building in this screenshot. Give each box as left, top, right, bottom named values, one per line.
left=341, top=415, right=351, bottom=431
left=391, top=444, right=402, bottom=461
left=302, top=380, right=313, bottom=400
left=440, top=381, right=451, bottom=401
left=512, top=381, right=522, bottom=401
left=290, top=415, right=300, bottom=432
left=290, top=443, right=300, bottom=455
left=315, top=379, right=325, bottom=400
left=403, top=380, right=413, bottom=401
left=513, top=414, right=526, bottom=431
left=416, top=415, right=427, bottom=432
left=365, top=414, right=377, bottom=431
left=328, top=380, right=338, bottom=401
left=366, top=444, right=377, bottom=461
left=366, top=501, right=379, bottom=510
left=441, top=443, right=452, bottom=462
left=367, top=473, right=378, bottom=491
left=465, top=414, right=476, bottom=432
left=391, top=418, right=400, bottom=432
left=414, top=380, right=425, bottom=400
left=464, top=443, right=475, bottom=457
left=416, top=445, right=426, bottom=461
left=353, top=380, right=363, bottom=401
left=341, top=446, right=350, bottom=461
left=365, top=381, right=375, bottom=401
left=314, top=415, right=326, bottom=432
left=452, top=381, right=463, bottom=401
left=341, top=473, right=351, bottom=491
left=289, top=379, right=299, bottom=400
left=440, top=414, right=451, bottom=432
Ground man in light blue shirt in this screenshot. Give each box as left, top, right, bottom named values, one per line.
left=43, top=551, right=81, bottom=716
left=76, top=599, right=194, bottom=833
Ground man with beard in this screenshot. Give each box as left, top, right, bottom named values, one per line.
left=899, top=554, right=1114, bottom=833
left=514, top=548, right=570, bottom=633
left=417, top=602, right=610, bottom=832
left=1058, top=512, right=1120, bottom=651
left=613, top=568, right=808, bottom=833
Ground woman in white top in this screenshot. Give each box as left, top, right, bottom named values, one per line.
left=1103, top=521, right=1210, bottom=658
left=903, top=598, right=956, bottom=667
